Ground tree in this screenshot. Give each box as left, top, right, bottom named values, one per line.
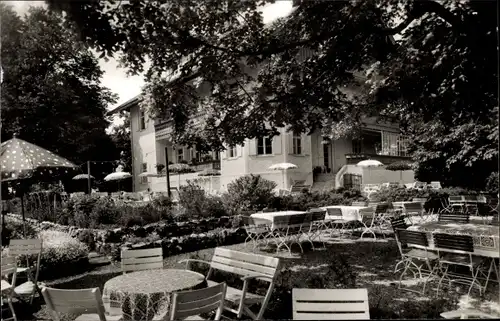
left=108, top=111, right=132, bottom=172
left=0, top=4, right=118, bottom=167
left=46, top=0, right=498, bottom=187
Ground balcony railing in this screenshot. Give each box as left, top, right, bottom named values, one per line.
left=345, top=153, right=411, bottom=165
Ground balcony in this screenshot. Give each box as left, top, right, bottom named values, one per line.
left=189, top=160, right=221, bottom=171
left=345, top=153, right=411, bottom=165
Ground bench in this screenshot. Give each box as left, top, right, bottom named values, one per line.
left=179, top=247, right=280, bottom=320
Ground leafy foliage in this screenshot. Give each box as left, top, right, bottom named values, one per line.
left=179, top=180, right=226, bottom=218
left=0, top=4, right=118, bottom=166
left=46, top=0, right=498, bottom=189
left=108, top=111, right=132, bottom=172
left=223, top=174, right=277, bottom=213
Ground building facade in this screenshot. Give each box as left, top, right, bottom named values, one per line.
left=109, top=97, right=413, bottom=193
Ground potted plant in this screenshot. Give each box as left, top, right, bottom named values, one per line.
left=155, top=164, right=165, bottom=174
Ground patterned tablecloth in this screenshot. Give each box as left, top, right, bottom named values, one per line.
left=102, top=269, right=206, bottom=320
left=407, top=222, right=500, bottom=258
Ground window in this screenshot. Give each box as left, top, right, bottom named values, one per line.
left=352, top=139, right=362, bottom=154
left=214, top=151, right=220, bottom=160
left=292, top=133, right=302, bottom=154
left=139, top=109, right=146, bottom=130
left=177, top=148, right=184, bottom=162
left=141, top=163, right=147, bottom=184
left=257, top=137, right=272, bottom=155
left=228, top=146, right=237, bottom=158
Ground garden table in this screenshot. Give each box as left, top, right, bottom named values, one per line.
left=250, top=210, right=306, bottom=229
left=407, top=221, right=499, bottom=258
left=102, top=269, right=206, bottom=321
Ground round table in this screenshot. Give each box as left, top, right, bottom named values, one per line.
left=102, top=269, right=206, bottom=321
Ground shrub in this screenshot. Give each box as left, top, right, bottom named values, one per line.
left=224, top=174, right=277, bottom=213
left=485, top=172, right=498, bottom=195
left=2, top=217, right=39, bottom=244
left=178, top=181, right=227, bottom=219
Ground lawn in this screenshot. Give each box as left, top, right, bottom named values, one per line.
left=7, top=232, right=500, bottom=320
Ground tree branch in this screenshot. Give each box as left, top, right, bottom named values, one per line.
left=380, top=0, right=462, bottom=35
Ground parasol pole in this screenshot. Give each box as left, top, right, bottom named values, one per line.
left=165, top=147, right=171, bottom=197
left=87, top=161, right=92, bottom=194
left=21, top=191, right=26, bottom=238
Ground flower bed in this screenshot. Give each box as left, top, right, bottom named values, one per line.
left=3, top=230, right=90, bottom=281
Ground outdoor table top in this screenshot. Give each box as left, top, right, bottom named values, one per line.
left=103, top=269, right=206, bottom=320
left=408, top=221, right=499, bottom=258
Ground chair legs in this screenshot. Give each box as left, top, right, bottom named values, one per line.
left=436, top=263, right=484, bottom=297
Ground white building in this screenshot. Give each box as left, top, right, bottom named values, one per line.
left=108, top=96, right=414, bottom=194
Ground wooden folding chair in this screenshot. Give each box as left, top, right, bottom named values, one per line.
left=303, top=209, right=327, bottom=250
left=170, top=282, right=227, bottom=320
left=395, top=229, right=439, bottom=294
left=241, top=215, right=269, bottom=251
left=121, top=248, right=163, bottom=274
left=292, top=288, right=370, bottom=320
left=433, top=234, right=486, bottom=297
left=1, top=256, right=18, bottom=321
left=42, top=287, right=121, bottom=321
left=270, top=214, right=307, bottom=254
left=438, top=211, right=470, bottom=224
left=7, top=239, right=43, bottom=304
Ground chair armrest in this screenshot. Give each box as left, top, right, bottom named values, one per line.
left=241, top=274, right=274, bottom=282
left=178, top=259, right=211, bottom=266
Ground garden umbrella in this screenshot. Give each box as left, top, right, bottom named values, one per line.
left=169, top=163, right=192, bottom=187
left=0, top=135, right=77, bottom=236
left=269, top=162, right=298, bottom=190
left=72, top=173, right=95, bottom=180
left=104, top=172, right=132, bottom=181
left=356, top=159, right=384, bottom=167
left=386, top=161, right=414, bottom=184
left=104, top=166, right=132, bottom=192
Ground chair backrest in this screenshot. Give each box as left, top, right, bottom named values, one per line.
left=438, top=211, right=470, bottom=224
left=403, top=202, right=424, bottom=213
left=121, top=248, right=163, bottom=273
left=449, top=196, right=464, bottom=203
left=490, top=214, right=499, bottom=226
left=209, top=248, right=280, bottom=282
left=170, top=282, right=227, bottom=321
left=390, top=216, right=409, bottom=232
left=326, top=208, right=343, bottom=220
left=351, top=201, right=367, bottom=207
left=274, top=213, right=306, bottom=227
left=1, top=255, right=17, bottom=277
left=8, top=238, right=43, bottom=256
left=41, top=287, right=107, bottom=321
left=307, top=209, right=326, bottom=222
left=463, top=195, right=477, bottom=202
left=429, top=181, right=442, bottom=189
left=292, top=288, right=370, bottom=320
left=412, top=198, right=427, bottom=203
left=433, top=233, right=474, bottom=253
left=396, top=229, right=428, bottom=247
left=375, top=203, right=390, bottom=214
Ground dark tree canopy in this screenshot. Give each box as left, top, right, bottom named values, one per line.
left=0, top=4, right=118, bottom=166
left=46, top=0, right=498, bottom=188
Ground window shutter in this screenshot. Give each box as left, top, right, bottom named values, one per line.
left=288, top=132, right=293, bottom=155
left=248, top=139, right=257, bottom=156
left=221, top=145, right=227, bottom=160
left=236, top=145, right=242, bottom=158
left=301, top=134, right=309, bottom=155
left=273, top=134, right=282, bottom=155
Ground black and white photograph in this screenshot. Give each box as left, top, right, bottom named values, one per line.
left=0, top=0, right=498, bottom=320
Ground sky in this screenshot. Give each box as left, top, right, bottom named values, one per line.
left=10, top=0, right=294, bottom=110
